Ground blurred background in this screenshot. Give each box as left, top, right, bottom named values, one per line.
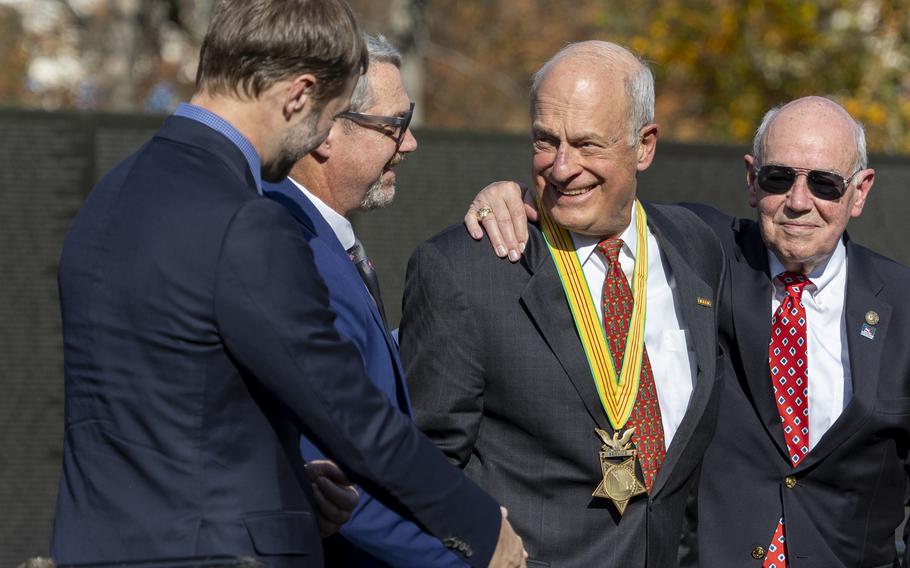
left=2, top=0, right=910, bottom=564
left=5, top=0, right=910, bottom=148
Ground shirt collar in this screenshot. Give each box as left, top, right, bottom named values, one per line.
left=768, top=237, right=846, bottom=295
left=570, top=209, right=638, bottom=267
left=173, top=102, right=262, bottom=194
left=286, top=177, right=357, bottom=251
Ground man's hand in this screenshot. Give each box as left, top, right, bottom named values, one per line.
left=465, top=181, right=538, bottom=263
left=488, top=507, right=528, bottom=567
left=305, top=459, right=360, bottom=537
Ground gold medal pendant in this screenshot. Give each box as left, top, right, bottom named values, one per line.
left=592, top=428, right=647, bottom=516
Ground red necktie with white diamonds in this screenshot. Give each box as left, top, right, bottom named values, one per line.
left=764, top=272, right=812, bottom=568
left=598, top=237, right=665, bottom=492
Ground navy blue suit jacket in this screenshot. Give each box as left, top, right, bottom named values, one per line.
left=264, top=179, right=465, bottom=567
left=50, top=116, right=499, bottom=567
left=679, top=204, right=910, bottom=568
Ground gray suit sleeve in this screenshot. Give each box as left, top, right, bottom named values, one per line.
left=400, top=238, right=485, bottom=468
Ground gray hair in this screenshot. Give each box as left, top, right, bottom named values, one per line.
left=530, top=41, right=654, bottom=146
left=752, top=99, right=868, bottom=173
left=349, top=34, right=402, bottom=113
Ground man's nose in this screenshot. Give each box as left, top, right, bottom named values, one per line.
left=399, top=128, right=417, bottom=153
left=786, top=174, right=814, bottom=212
left=550, top=146, right=582, bottom=184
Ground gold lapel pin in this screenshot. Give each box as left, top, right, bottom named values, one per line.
left=696, top=297, right=713, bottom=308
left=865, top=310, right=880, bottom=326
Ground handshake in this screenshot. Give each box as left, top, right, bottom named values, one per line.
left=307, top=460, right=528, bottom=567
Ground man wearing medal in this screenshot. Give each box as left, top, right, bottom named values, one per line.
left=399, top=41, right=726, bottom=567
left=465, top=95, right=910, bottom=565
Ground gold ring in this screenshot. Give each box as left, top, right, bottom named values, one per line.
left=476, top=206, right=493, bottom=222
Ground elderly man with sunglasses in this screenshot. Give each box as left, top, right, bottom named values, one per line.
left=465, top=95, right=910, bottom=566
left=262, top=34, right=491, bottom=567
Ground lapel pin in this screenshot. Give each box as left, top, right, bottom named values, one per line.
left=696, top=297, right=713, bottom=308
left=864, top=310, right=880, bottom=326
left=860, top=323, right=876, bottom=340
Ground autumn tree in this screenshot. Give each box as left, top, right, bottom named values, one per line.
left=6, top=0, right=910, bottom=153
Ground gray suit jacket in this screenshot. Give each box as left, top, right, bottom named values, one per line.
left=400, top=202, right=726, bottom=568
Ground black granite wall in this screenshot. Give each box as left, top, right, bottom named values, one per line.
left=2, top=110, right=908, bottom=564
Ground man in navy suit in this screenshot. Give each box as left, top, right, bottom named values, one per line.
left=50, top=1, right=525, bottom=566
left=264, top=34, right=465, bottom=567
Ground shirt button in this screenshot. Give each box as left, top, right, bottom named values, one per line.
left=785, top=475, right=797, bottom=489
left=752, top=545, right=766, bottom=560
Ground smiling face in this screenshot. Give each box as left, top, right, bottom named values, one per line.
left=531, top=53, right=657, bottom=237
left=746, top=98, right=874, bottom=274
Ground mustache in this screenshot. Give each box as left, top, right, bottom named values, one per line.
left=387, top=153, right=405, bottom=169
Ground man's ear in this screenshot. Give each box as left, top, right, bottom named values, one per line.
left=744, top=154, right=759, bottom=208
left=635, top=123, right=659, bottom=172
left=849, top=168, right=875, bottom=218
left=311, top=126, right=336, bottom=161
left=282, top=73, right=318, bottom=121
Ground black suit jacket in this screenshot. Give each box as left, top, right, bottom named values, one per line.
left=681, top=204, right=910, bottom=568
left=50, top=116, right=499, bottom=567
left=401, top=202, right=726, bottom=568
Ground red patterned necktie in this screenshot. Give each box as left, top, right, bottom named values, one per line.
left=598, top=237, right=665, bottom=492
left=764, top=272, right=812, bottom=568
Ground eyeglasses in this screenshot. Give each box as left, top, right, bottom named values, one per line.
left=340, top=101, right=415, bottom=151
left=756, top=164, right=861, bottom=201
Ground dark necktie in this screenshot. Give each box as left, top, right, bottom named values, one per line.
left=347, top=238, right=389, bottom=329
left=764, top=272, right=812, bottom=568
left=598, top=237, right=665, bottom=492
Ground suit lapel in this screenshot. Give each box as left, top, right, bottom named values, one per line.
left=643, top=204, right=718, bottom=497
left=729, top=220, right=791, bottom=460
left=520, top=203, right=724, bottom=493
left=264, top=180, right=320, bottom=235
left=799, top=240, right=890, bottom=469
left=264, top=180, right=410, bottom=410
left=520, top=229, right=612, bottom=434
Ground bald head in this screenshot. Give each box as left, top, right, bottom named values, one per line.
left=530, top=41, right=654, bottom=146
left=528, top=41, right=660, bottom=238
left=753, top=96, right=867, bottom=173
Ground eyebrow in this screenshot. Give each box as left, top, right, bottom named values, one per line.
left=532, top=124, right=618, bottom=146
left=531, top=124, right=557, bottom=138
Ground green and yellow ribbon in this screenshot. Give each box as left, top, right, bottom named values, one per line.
left=537, top=198, right=649, bottom=430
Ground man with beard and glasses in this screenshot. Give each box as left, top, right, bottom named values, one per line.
left=466, top=95, right=910, bottom=566
left=263, top=34, right=466, bottom=567
left=50, top=1, right=526, bottom=566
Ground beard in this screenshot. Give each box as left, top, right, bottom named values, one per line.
left=359, top=176, right=395, bottom=211
left=359, top=153, right=404, bottom=210
left=261, top=110, right=324, bottom=183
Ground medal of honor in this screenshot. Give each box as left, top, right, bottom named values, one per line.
left=592, top=428, right=646, bottom=515
left=539, top=199, right=652, bottom=516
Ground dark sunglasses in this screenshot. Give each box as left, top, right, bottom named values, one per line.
left=756, top=164, right=861, bottom=201
left=340, top=101, right=415, bottom=151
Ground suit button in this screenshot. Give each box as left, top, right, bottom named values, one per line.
left=751, top=545, right=766, bottom=560
left=784, top=475, right=797, bottom=489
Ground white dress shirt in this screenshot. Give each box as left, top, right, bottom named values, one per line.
left=768, top=240, right=851, bottom=449
left=571, top=211, right=696, bottom=449
left=287, top=178, right=357, bottom=250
